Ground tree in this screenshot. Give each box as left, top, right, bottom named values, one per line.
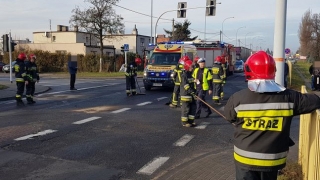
left=164, top=20, right=197, bottom=41
left=69, top=0, right=124, bottom=72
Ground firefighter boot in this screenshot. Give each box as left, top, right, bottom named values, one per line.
left=181, top=122, right=191, bottom=127
left=16, top=99, right=25, bottom=106
left=27, top=97, right=34, bottom=104
left=169, top=103, right=177, bottom=108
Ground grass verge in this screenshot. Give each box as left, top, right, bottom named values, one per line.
left=289, top=61, right=312, bottom=91
left=278, top=161, right=303, bottom=180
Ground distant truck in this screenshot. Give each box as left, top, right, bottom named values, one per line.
left=143, top=42, right=197, bottom=91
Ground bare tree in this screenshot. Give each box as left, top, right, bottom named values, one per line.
left=299, top=10, right=313, bottom=57
left=69, top=0, right=124, bottom=72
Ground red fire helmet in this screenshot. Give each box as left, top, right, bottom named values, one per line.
left=183, top=59, right=193, bottom=71
left=18, top=53, right=27, bottom=60
left=244, top=51, right=276, bottom=80
left=135, top=57, right=142, bottom=65
left=215, top=56, right=222, bottom=63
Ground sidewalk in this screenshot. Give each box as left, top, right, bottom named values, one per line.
left=0, top=81, right=50, bottom=101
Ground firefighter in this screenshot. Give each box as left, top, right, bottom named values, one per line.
left=224, top=51, right=320, bottom=180
left=193, top=56, right=200, bottom=68
left=14, top=53, right=28, bottom=106
left=211, top=56, right=224, bottom=105
left=192, top=58, right=213, bottom=119
left=180, top=58, right=196, bottom=127
left=169, top=56, right=186, bottom=108
left=125, top=57, right=141, bottom=96
left=220, top=55, right=227, bottom=100
left=25, top=54, right=40, bottom=104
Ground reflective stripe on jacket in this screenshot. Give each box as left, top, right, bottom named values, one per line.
left=212, top=63, right=224, bottom=83
left=14, top=59, right=27, bottom=82
left=224, top=88, right=320, bottom=171
left=172, top=68, right=182, bottom=85
left=192, top=68, right=212, bottom=90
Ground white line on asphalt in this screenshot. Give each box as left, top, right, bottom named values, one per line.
left=137, top=102, right=152, bottom=106
left=111, top=108, right=131, bottom=113
left=137, top=157, right=170, bottom=175
left=195, top=122, right=210, bottom=129
left=173, top=134, right=195, bottom=147
left=14, top=129, right=58, bottom=141
left=157, top=97, right=168, bottom=101
left=73, top=117, right=101, bottom=125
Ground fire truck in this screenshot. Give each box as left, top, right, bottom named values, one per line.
left=143, top=42, right=197, bottom=91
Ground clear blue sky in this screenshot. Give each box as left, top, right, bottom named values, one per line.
left=1, top=0, right=319, bottom=54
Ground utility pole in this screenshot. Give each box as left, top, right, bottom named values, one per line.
left=172, top=18, right=175, bottom=40
left=151, top=0, right=153, bottom=44
left=273, top=0, right=287, bottom=86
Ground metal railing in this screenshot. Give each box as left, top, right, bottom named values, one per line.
left=299, top=85, right=320, bottom=180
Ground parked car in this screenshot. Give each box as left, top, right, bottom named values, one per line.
left=0, top=62, right=6, bottom=72
left=234, top=60, right=244, bottom=72
left=2, top=61, right=16, bottom=73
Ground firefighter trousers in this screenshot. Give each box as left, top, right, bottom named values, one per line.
left=212, top=83, right=222, bottom=102
left=126, top=76, right=136, bottom=95
left=171, top=85, right=180, bottom=106
left=16, top=82, right=25, bottom=101
left=195, top=90, right=211, bottom=117
left=26, top=82, right=36, bottom=102
left=181, top=98, right=196, bottom=125
left=235, top=165, right=278, bottom=180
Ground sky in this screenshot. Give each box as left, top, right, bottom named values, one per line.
left=1, top=0, right=319, bottom=54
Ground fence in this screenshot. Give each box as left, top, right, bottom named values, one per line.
left=299, top=85, right=320, bottom=180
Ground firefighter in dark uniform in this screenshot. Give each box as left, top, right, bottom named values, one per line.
left=180, top=58, right=196, bottom=127
left=220, top=55, right=227, bottom=100
left=125, top=57, right=141, bottom=96
left=25, top=54, right=40, bottom=104
left=192, top=58, right=213, bottom=119
left=14, top=53, right=28, bottom=106
left=169, top=57, right=185, bottom=108
left=224, top=51, right=320, bottom=180
left=193, top=56, right=200, bottom=68
left=211, top=56, right=225, bottom=104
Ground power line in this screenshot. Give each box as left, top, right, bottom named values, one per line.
left=189, top=28, right=220, bottom=35
left=113, top=4, right=172, bottom=21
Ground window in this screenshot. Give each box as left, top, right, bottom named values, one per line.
left=53, top=36, right=56, bottom=42
left=149, top=53, right=181, bottom=65
left=140, top=38, right=145, bottom=47
left=86, top=37, right=89, bottom=43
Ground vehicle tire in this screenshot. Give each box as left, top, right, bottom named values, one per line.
left=145, top=86, right=152, bottom=91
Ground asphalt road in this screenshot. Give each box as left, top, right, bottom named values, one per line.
left=0, top=73, right=248, bottom=180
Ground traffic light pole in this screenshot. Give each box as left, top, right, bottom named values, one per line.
left=8, top=32, right=13, bottom=83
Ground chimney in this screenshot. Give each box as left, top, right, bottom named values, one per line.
left=74, top=25, right=78, bottom=32
left=132, top=24, right=138, bottom=35
left=57, top=25, right=62, bottom=32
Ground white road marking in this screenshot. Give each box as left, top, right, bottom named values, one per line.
left=195, top=122, right=210, bottom=129
left=173, top=134, right=195, bottom=147
left=137, top=102, right=152, bottom=106
left=14, top=129, right=57, bottom=141
left=137, top=157, right=170, bottom=175
left=111, top=108, right=131, bottom=113
left=157, top=97, right=168, bottom=101
left=73, top=117, right=101, bottom=125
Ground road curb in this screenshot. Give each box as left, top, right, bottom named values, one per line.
left=0, top=87, right=51, bottom=102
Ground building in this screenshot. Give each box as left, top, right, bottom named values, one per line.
left=18, top=25, right=115, bottom=61
left=156, top=34, right=170, bottom=43
left=104, top=25, right=153, bottom=57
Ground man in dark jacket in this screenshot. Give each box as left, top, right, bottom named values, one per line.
left=284, top=59, right=289, bottom=88
left=211, top=56, right=225, bottom=104
left=25, top=54, right=40, bottom=104
left=224, top=51, right=320, bottom=180
left=68, top=61, right=78, bottom=90
left=14, top=53, right=28, bottom=106
left=309, top=64, right=315, bottom=90
left=125, top=59, right=138, bottom=96
left=169, top=58, right=184, bottom=108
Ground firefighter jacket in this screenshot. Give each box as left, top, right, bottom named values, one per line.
left=224, top=88, right=320, bottom=172
left=14, top=58, right=27, bottom=82
left=180, top=71, right=195, bottom=102
left=192, top=67, right=213, bottom=91
left=25, top=61, right=40, bottom=82
left=125, top=62, right=137, bottom=77
left=211, top=63, right=224, bottom=84
left=172, top=65, right=183, bottom=85
left=221, top=63, right=227, bottom=84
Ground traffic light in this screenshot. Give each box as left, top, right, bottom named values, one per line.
left=2, top=34, right=9, bottom=52
left=206, top=0, right=216, bottom=16
left=121, top=45, right=124, bottom=53
left=11, top=42, right=17, bottom=51
left=177, top=2, right=187, bottom=18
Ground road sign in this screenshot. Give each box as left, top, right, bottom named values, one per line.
left=285, top=48, right=290, bottom=54
left=124, top=44, right=129, bottom=52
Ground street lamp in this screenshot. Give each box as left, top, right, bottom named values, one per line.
left=151, top=0, right=153, bottom=44
left=221, top=16, right=234, bottom=43
left=236, top=26, right=246, bottom=47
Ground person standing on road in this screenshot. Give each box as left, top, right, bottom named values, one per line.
left=25, top=54, right=39, bottom=104
left=169, top=56, right=185, bottom=108
left=14, top=53, right=28, bottom=106
left=68, top=61, right=78, bottom=90
left=309, top=64, right=316, bottom=90
left=224, top=51, right=320, bottom=180
left=180, top=58, right=197, bottom=127
left=284, top=59, right=289, bottom=88
left=192, top=58, right=213, bottom=119
left=211, top=56, right=225, bottom=105
left=125, top=57, right=141, bottom=96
